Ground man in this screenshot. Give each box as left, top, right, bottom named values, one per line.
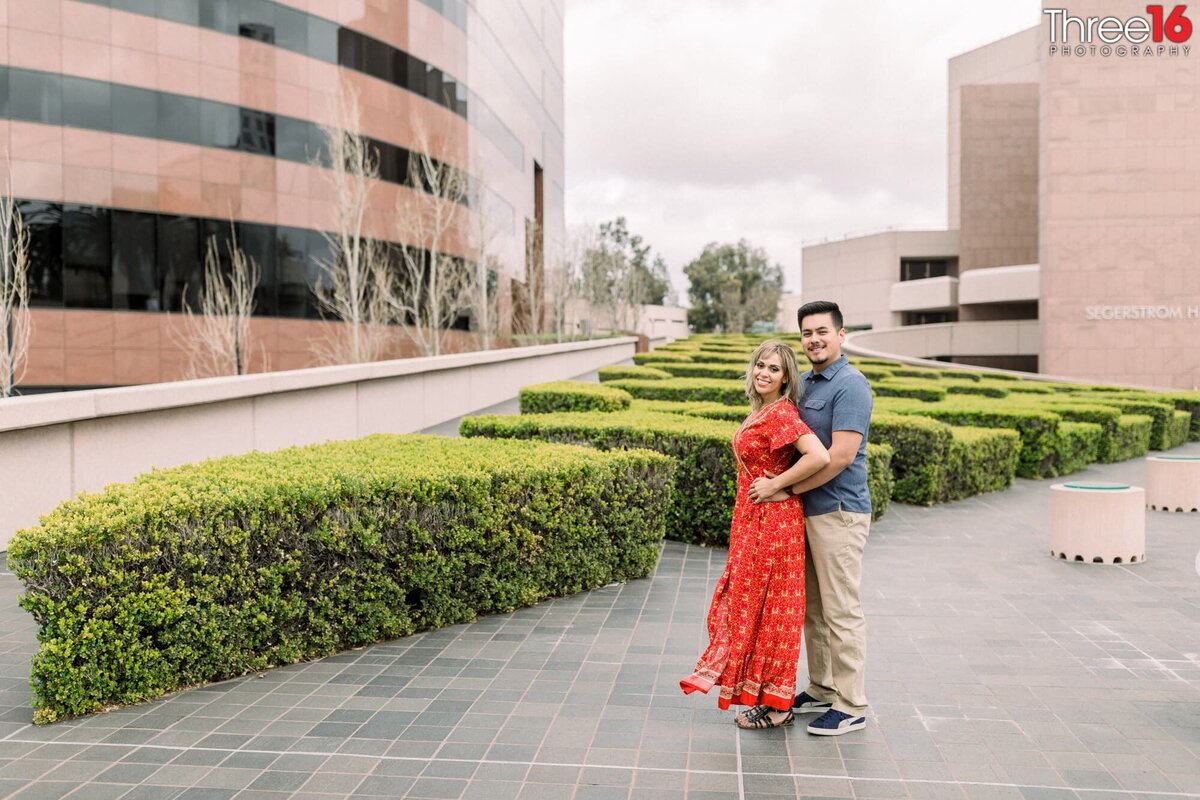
left=751, top=300, right=872, bottom=735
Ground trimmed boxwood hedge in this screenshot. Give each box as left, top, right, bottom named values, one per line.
left=873, top=379, right=947, bottom=403
left=462, top=410, right=896, bottom=541
left=519, top=381, right=632, bottom=413
left=632, top=352, right=694, bottom=365
left=630, top=399, right=748, bottom=422
left=857, top=367, right=896, bottom=382
left=597, top=365, right=672, bottom=382
left=866, top=443, right=894, bottom=522
left=877, top=397, right=1060, bottom=479
left=604, top=377, right=748, bottom=406
left=944, top=381, right=1009, bottom=399
left=940, top=427, right=1021, bottom=502
left=1051, top=421, right=1104, bottom=477
left=1112, top=414, right=1154, bottom=462
left=1164, top=391, right=1200, bottom=441
left=869, top=412, right=952, bottom=505
left=1062, top=395, right=1181, bottom=450
left=9, top=435, right=673, bottom=724
left=657, top=363, right=746, bottom=381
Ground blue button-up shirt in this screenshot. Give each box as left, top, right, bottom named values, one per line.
left=798, top=355, right=873, bottom=516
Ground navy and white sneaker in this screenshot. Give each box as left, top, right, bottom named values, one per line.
left=792, top=691, right=833, bottom=713
left=807, top=709, right=867, bottom=736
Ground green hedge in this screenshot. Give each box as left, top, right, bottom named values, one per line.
left=944, top=381, right=1009, bottom=399
left=678, top=352, right=751, bottom=364
left=857, top=367, right=896, bottom=382
left=940, top=427, right=1021, bottom=502
left=1002, top=383, right=1055, bottom=395
left=519, top=381, right=632, bottom=413
left=657, top=362, right=746, bottom=381
left=631, top=399, right=748, bottom=422
left=1168, top=410, right=1192, bottom=449
left=877, top=397, right=1060, bottom=479
left=632, top=352, right=694, bottom=365
left=1026, top=401, right=1121, bottom=463
left=604, top=377, right=748, bottom=406
left=463, top=411, right=737, bottom=546
left=1065, top=396, right=1180, bottom=450
left=597, top=365, right=672, bottom=382
left=873, top=379, right=946, bottom=403
left=1112, top=414, right=1154, bottom=462
left=1164, top=392, right=1200, bottom=441
left=1051, top=421, right=1104, bottom=477
left=869, top=413, right=952, bottom=505
left=462, top=410, right=896, bottom=540
left=866, top=443, right=894, bottom=522
left=9, top=435, right=673, bottom=724
left=889, top=367, right=945, bottom=380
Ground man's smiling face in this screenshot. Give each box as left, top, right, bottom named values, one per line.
left=800, top=312, right=845, bottom=372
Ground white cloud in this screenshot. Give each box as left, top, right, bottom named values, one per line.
left=564, top=0, right=1041, bottom=295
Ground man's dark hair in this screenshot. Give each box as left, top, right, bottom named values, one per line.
left=797, top=300, right=843, bottom=331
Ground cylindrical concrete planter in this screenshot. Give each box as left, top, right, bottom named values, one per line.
left=1049, top=482, right=1146, bottom=565
left=1145, top=456, right=1200, bottom=513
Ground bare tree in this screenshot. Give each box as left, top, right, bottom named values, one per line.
left=390, top=122, right=474, bottom=357
left=0, top=185, right=31, bottom=398
left=515, top=217, right=546, bottom=341
left=464, top=172, right=504, bottom=351
left=179, top=226, right=260, bottom=378
left=312, top=82, right=394, bottom=364
left=545, top=226, right=583, bottom=343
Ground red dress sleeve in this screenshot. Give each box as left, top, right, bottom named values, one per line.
left=766, top=401, right=812, bottom=450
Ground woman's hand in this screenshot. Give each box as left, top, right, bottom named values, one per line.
left=750, top=471, right=792, bottom=504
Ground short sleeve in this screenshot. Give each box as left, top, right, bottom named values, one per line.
left=767, top=401, right=812, bottom=450
left=831, top=374, right=872, bottom=436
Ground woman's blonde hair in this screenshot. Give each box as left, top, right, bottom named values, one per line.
left=745, top=339, right=803, bottom=413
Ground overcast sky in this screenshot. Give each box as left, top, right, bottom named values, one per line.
left=563, top=0, right=1042, bottom=300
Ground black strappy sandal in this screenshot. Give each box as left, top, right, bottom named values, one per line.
left=735, top=705, right=794, bottom=729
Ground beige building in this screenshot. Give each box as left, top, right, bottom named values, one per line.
left=800, top=5, right=1200, bottom=389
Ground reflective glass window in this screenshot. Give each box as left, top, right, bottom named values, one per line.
left=236, top=222, right=277, bottom=316
left=112, top=210, right=158, bottom=310
left=19, top=201, right=63, bottom=307
left=111, top=0, right=156, bottom=14
left=199, top=0, right=238, bottom=35
left=238, top=0, right=276, bottom=44
left=276, top=226, right=315, bottom=318
left=62, top=75, right=111, bottom=130
left=63, top=205, right=112, bottom=308
left=158, top=0, right=200, bottom=25
left=157, top=215, right=201, bottom=312
left=158, top=93, right=201, bottom=145
left=199, top=100, right=240, bottom=149
left=111, top=84, right=158, bottom=139
left=274, top=5, right=308, bottom=53
left=239, top=108, right=275, bottom=155
left=8, top=69, right=62, bottom=125
left=275, top=116, right=309, bottom=162
left=308, top=16, right=338, bottom=63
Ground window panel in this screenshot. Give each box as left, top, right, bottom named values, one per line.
left=158, top=93, right=201, bottom=145
left=199, top=99, right=240, bottom=149
left=110, top=84, right=158, bottom=138
left=199, top=0, right=238, bottom=35
left=239, top=108, right=276, bottom=155
left=8, top=69, right=62, bottom=125
left=62, top=205, right=112, bottom=309
left=236, top=222, right=277, bottom=316
left=19, top=201, right=63, bottom=307
left=238, top=0, right=276, bottom=44
left=308, top=16, right=338, bottom=63
left=275, top=116, right=309, bottom=163
left=158, top=0, right=200, bottom=25
left=274, top=5, right=308, bottom=54
left=62, top=75, right=111, bottom=130
left=111, top=210, right=158, bottom=310
left=157, top=215, right=201, bottom=312
left=110, top=0, right=156, bottom=14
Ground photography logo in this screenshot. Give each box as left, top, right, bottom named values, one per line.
left=1045, top=5, right=1193, bottom=57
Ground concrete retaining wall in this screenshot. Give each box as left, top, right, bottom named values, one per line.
left=0, top=337, right=636, bottom=550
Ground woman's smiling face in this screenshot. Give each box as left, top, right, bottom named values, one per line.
left=752, top=351, right=785, bottom=400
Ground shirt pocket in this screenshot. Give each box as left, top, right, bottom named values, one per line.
left=803, top=398, right=827, bottom=411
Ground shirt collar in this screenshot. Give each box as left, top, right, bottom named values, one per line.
left=804, top=354, right=849, bottom=382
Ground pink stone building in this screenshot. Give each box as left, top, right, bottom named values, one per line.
left=799, top=3, right=1200, bottom=390
left=1, top=0, right=564, bottom=390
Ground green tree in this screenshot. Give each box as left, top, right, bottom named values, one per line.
left=580, top=217, right=673, bottom=332
left=684, top=240, right=783, bottom=333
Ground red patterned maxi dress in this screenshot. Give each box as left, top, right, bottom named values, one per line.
left=680, top=398, right=811, bottom=711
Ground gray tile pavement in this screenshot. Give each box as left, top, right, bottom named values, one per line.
left=0, top=443, right=1198, bottom=799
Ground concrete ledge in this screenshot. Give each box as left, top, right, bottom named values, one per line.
left=958, top=264, right=1039, bottom=305
left=0, top=337, right=636, bottom=549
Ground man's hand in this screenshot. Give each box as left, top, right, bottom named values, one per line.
left=749, top=471, right=791, bottom=504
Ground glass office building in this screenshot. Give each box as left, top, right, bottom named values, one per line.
left=2, top=0, right=564, bottom=388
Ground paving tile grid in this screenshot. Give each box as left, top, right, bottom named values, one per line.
left=0, top=442, right=1197, bottom=799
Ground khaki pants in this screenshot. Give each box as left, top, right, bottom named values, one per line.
left=803, top=508, right=870, bottom=715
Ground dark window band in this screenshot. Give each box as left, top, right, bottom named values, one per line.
left=0, top=65, right=516, bottom=232
left=16, top=198, right=475, bottom=323
left=78, top=0, right=524, bottom=167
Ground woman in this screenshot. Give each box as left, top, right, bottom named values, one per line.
left=680, top=340, right=829, bottom=729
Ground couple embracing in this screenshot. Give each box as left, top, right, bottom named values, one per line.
left=680, top=300, right=873, bottom=736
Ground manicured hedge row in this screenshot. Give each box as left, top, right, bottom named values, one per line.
left=877, top=397, right=1060, bottom=479
left=604, top=377, right=748, bottom=406
left=1051, top=421, right=1104, bottom=477
left=1165, top=392, right=1200, bottom=441
left=1112, top=414, right=1154, bottom=462
left=462, top=411, right=737, bottom=546
left=519, top=381, right=632, bottom=413
left=857, top=367, right=896, bottom=382
left=944, top=381, right=1009, bottom=399
left=632, top=352, right=694, bottom=365
left=630, top=399, right=747, bottom=422
left=462, top=410, right=896, bottom=540
left=657, top=363, right=746, bottom=381
left=941, top=427, right=1021, bottom=501
left=597, top=365, right=672, bottom=382
left=9, top=435, right=673, bottom=723
left=873, top=379, right=946, bottom=403
left=1062, top=395, right=1183, bottom=450
left=869, top=412, right=952, bottom=505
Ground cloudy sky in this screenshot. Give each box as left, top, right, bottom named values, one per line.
left=563, top=0, right=1042, bottom=300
